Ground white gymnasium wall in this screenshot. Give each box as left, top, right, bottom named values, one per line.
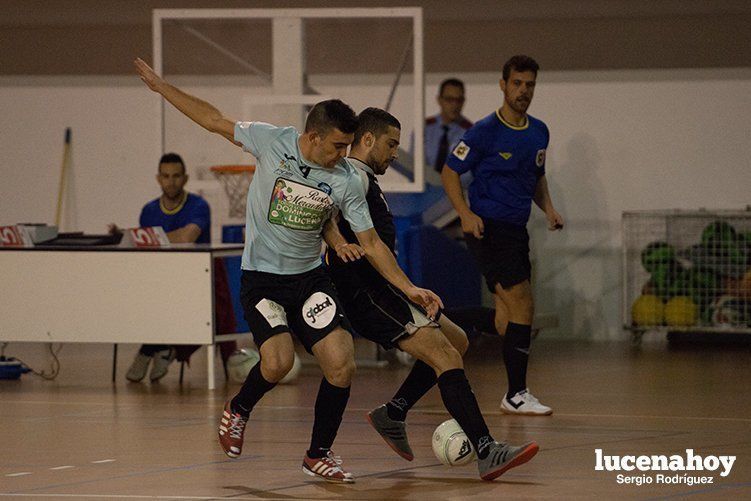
left=1, top=68, right=750, bottom=339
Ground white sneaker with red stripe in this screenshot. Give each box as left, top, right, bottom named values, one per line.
left=218, top=401, right=247, bottom=458
left=302, top=450, right=355, bottom=483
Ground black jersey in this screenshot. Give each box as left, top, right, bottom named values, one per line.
left=325, top=158, right=396, bottom=299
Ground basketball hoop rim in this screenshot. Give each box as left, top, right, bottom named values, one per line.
left=210, top=165, right=256, bottom=174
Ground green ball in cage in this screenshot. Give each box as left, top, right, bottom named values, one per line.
left=641, top=241, right=676, bottom=274
left=741, top=232, right=751, bottom=251
left=724, top=243, right=748, bottom=269
left=683, top=268, right=723, bottom=305
left=701, top=221, right=737, bottom=246
left=649, top=263, right=685, bottom=300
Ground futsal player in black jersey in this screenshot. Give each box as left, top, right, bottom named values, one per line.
left=322, top=108, right=539, bottom=480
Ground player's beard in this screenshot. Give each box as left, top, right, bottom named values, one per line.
left=365, top=152, right=388, bottom=175
left=163, top=188, right=184, bottom=202
left=510, top=96, right=530, bottom=114
left=376, top=158, right=390, bottom=175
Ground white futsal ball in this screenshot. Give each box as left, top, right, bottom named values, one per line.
left=278, top=352, right=301, bottom=384
left=226, top=348, right=260, bottom=384
left=432, top=419, right=476, bottom=466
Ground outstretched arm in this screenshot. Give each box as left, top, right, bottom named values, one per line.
left=354, top=227, right=443, bottom=317
left=134, top=58, right=240, bottom=146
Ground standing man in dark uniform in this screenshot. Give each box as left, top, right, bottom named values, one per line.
left=424, top=78, right=473, bottom=174
left=441, top=55, right=564, bottom=416
left=324, top=107, right=539, bottom=481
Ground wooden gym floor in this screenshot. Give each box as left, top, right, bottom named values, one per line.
left=1, top=336, right=750, bottom=500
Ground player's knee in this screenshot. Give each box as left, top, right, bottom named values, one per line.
left=450, top=328, right=469, bottom=355
left=446, top=343, right=463, bottom=367
left=440, top=343, right=463, bottom=372
left=506, top=296, right=534, bottom=321
left=261, top=354, right=294, bottom=382
left=428, top=337, right=463, bottom=373
left=324, top=357, right=355, bottom=387
left=495, top=315, right=509, bottom=336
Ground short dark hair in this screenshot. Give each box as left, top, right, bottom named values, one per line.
left=304, top=99, right=358, bottom=136
left=439, top=78, right=465, bottom=96
left=353, top=107, right=401, bottom=145
left=502, top=55, right=540, bottom=81
left=158, top=152, right=185, bottom=174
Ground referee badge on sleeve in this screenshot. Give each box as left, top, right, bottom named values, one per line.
left=452, top=141, right=470, bottom=161
left=535, top=148, right=546, bottom=167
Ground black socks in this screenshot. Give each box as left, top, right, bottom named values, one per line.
left=437, top=368, right=494, bottom=460
left=503, top=322, right=531, bottom=397
left=307, top=378, right=351, bottom=458
left=386, top=359, right=437, bottom=421
left=230, top=362, right=276, bottom=417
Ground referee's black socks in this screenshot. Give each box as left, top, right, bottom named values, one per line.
left=503, top=322, right=531, bottom=397
left=386, top=359, right=437, bottom=421
left=437, top=368, right=494, bottom=460
left=231, top=362, right=276, bottom=417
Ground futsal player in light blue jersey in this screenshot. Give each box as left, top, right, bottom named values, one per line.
left=442, top=55, right=564, bottom=417
left=134, top=57, right=442, bottom=483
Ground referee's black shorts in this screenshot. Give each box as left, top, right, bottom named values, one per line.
left=343, top=284, right=440, bottom=350
left=465, top=218, right=531, bottom=293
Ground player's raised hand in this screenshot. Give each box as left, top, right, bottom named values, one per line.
left=335, top=242, right=366, bottom=262
left=134, top=58, right=163, bottom=92
left=405, top=287, right=444, bottom=319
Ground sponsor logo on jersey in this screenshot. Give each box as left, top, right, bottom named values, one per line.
left=499, top=151, right=513, bottom=160
left=268, top=177, right=334, bottom=231
left=452, top=141, right=470, bottom=161
left=275, top=157, right=295, bottom=176
left=317, top=182, right=332, bottom=195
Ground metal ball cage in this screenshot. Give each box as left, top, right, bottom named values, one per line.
left=622, top=209, right=751, bottom=344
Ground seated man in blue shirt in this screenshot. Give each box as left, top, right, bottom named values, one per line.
left=121, top=153, right=213, bottom=382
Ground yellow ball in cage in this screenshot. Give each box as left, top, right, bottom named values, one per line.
left=632, top=294, right=664, bottom=326
left=664, top=296, right=698, bottom=326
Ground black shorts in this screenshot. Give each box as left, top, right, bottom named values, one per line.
left=465, top=219, right=531, bottom=293
left=240, top=266, right=350, bottom=353
left=344, top=284, right=440, bottom=350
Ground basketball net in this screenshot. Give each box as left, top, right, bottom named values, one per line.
left=210, top=165, right=255, bottom=218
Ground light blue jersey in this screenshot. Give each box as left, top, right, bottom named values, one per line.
left=235, top=121, right=373, bottom=274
